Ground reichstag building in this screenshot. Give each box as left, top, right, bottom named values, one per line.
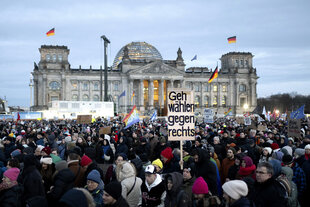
left=31, top=42, right=258, bottom=116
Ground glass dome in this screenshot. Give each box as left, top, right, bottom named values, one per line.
left=112, top=42, right=162, bottom=69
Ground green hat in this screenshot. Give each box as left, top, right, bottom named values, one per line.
left=50, top=154, right=62, bottom=163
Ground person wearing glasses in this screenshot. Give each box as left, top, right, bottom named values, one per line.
left=251, top=162, right=287, bottom=207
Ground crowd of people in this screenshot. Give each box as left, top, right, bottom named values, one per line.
left=0, top=116, right=310, bottom=207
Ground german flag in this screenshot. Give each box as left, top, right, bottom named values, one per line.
left=227, top=36, right=236, bottom=43
left=46, top=28, right=55, bottom=36
left=208, top=66, right=218, bottom=83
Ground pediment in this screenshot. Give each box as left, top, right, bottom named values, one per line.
left=127, top=60, right=184, bottom=75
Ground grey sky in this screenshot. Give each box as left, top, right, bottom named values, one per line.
left=1, top=0, right=309, bottom=107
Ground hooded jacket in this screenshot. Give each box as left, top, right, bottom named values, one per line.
left=141, top=173, right=166, bottom=207
left=164, top=172, right=190, bottom=207
left=281, top=167, right=299, bottom=207
left=116, top=161, right=142, bottom=207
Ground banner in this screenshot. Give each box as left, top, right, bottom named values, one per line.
left=167, top=88, right=195, bottom=141
left=203, top=108, right=214, bottom=123
left=76, top=115, right=92, bottom=124
left=288, top=119, right=301, bottom=138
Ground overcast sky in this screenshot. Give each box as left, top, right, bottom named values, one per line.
left=1, top=0, right=309, bottom=107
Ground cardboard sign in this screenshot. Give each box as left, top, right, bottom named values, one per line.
left=167, top=88, right=195, bottom=141
left=203, top=108, right=214, bottom=123
left=244, top=117, right=252, bottom=126
left=288, top=119, right=301, bottom=138
left=257, top=124, right=267, bottom=132
left=76, top=115, right=92, bottom=124
left=236, top=117, right=244, bottom=124
left=99, top=126, right=112, bottom=135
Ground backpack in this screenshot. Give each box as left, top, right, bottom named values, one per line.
left=276, top=175, right=292, bottom=197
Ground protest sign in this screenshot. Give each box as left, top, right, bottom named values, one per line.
left=76, top=115, right=92, bottom=124
left=167, top=88, right=195, bottom=141
left=236, top=117, right=244, bottom=124
left=99, top=126, right=112, bottom=135
left=203, top=108, right=214, bottom=123
left=244, top=117, right=252, bottom=125
left=288, top=119, right=301, bottom=138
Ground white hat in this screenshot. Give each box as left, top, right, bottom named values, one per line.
left=37, top=145, right=44, bottom=152
left=282, top=146, right=293, bottom=156
left=222, top=180, right=248, bottom=200
left=305, top=144, right=310, bottom=150
left=40, top=157, right=53, bottom=165
left=263, top=147, right=272, bottom=155
left=145, top=165, right=156, bottom=174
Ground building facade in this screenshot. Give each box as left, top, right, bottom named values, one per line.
left=31, top=42, right=258, bottom=116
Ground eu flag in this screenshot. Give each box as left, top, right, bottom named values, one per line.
left=118, top=90, right=126, bottom=99
left=191, top=55, right=197, bottom=61
left=290, top=105, right=305, bottom=119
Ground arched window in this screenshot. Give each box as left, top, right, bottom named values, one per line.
left=93, top=95, right=99, bottom=101
left=222, top=85, right=227, bottom=92
left=82, top=94, right=89, bottom=101
left=49, top=81, right=60, bottom=90
left=72, top=94, right=78, bottom=101
left=239, top=84, right=246, bottom=92
left=213, top=96, right=218, bottom=107
left=213, top=85, right=218, bottom=92
left=204, top=96, right=209, bottom=107
left=195, top=96, right=200, bottom=108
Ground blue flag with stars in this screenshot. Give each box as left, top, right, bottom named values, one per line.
left=290, top=105, right=305, bottom=119
left=191, top=55, right=197, bottom=61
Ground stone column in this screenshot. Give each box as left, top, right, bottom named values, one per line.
left=42, top=77, right=47, bottom=106
left=78, top=80, right=81, bottom=101
left=200, top=82, right=203, bottom=108
left=139, top=79, right=144, bottom=111
left=129, top=79, right=133, bottom=108
left=218, top=82, right=221, bottom=108
left=159, top=79, right=164, bottom=107
left=34, top=79, right=38, bottom=106
left=148, top=79, right=154, bottom=109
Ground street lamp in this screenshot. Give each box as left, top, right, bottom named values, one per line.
left=243, top=103, right=248, bottom=114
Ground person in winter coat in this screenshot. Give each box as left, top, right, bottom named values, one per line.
left=85, top=170, right=104, bottom=207
left=81, top=155, right=104, bottom=185
left=192, top=176, right=221, bottom=207
left=164, top=172, right=190, bottom=207
left=40, top=156, right=55, bottom=193
left=20, top=154, right=46, bottom=205
left=0, top=167, right=22, bottom=207
left=67, top=152, right=86, bottom=187
left=222, top=180, right=253, bottom=207
left=46, top=160, right=75, bottom=206
left=140, top=164, right=166, bottom=207
left=258, top=147, right=272, bottom=163
left=192, top=148, right=218, bottom=195
left=251, top=162, right=287, bottom=207
left=103, top=181, right=130, bottom=207
left=281, top=167, right=300, bottom=207
left=237, top=156, right=256, bottom=180
left=116, top=161, right=142, bottom=207
left=227, top=153, right=245, bottom=180
left=116, top=136, right=128, bottom=155
left=220, top=148, right=236, bottom=184
left=161, top=147, right=181, bottom=174
left=182, top=161, right=196, bottom=205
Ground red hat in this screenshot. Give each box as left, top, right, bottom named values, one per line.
left=192, top=177, right=209, bottom=194
left=271, top=143, right=279, bottom=150
left=4, top=167, right=20, bottom=181
left=161, top=147, right=173, bottom=161
left=42, top=147, right=51, bottom=155
left=81, top=155, right=92, bottom=167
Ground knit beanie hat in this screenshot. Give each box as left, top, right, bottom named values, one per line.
left=183, top=161, right=196, bottom=177
left=161, top=147, right=173, bottom=161
left=152, top=159, right=163, bottom=169
left=222, top=180, right=248, bottom=200
left=87, top=169, right=102, bottom=184
left=55, top=160, right=68, bottom=171
left=11, top=149, right=21, bottom=158
left=192, top=177, right=209, bottom=194
left=282, top=154, right=294, bottom=165
left=81, top=155, right=92, bottom=167
left=242, top=156, right=253, bottom=167
left=4, top=167, right=20, bottom=181
left=282, top=146, right=293, bottom=156
left=271, top=143, right=279, bottom=150
left=104, top=181, right=122, bottom=200
left=263, top=147, right=272, bottom=155
left=40, top=157, right=53, bottom=165
left=305, top=144, right=310, bottom=150
left=50, top=154, right=62, bottom=163
left=272, top=151, right=284, bottom=161
left=42, top=147, right=51, bottom=155
left=294, top=148, right=305, bottom=157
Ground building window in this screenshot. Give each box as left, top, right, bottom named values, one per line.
left=195, top=96, right=200, bottom=108
left=94, top=82, right=99, bottom=90
left=46, top=54, right=51, bottom=61
left=222, top=96, right=227, bottom=107
left=240, top=60, right=244, bottom=67
left=235, top=60, right=239, bottom=67
left=222, top=85, right=227, bottom=92
left=82, top=94, right=89, bottom=101
left=213, top=85, right=218, bottom=92
left=72, top=82, right=78, bottom=90
left=52, top=54, right=57, bottom=62
left=204, top=96, right=209, bottom=107
left=51, top=96, right=58, bottom=101
left=239, top=84, right=246, bottom=92
left=205, top=84, right=209, bottom=92
left=194, top=83, right=201, bottom=92
left=245, top=60, right=248, bottom=67
left=49, top=81, right=60, bottom=90
left=93, top=95, right=99, bottom=101
left=113, top=82, right=119, bottom=91
left=213, top=96, right=218, bottom=107
left=72, top=94, right=78, bottom=101
left=185, top=82, right=192, bottom=90
left=58, top=54, right=63, bottom=62
left=83, top=82, right=89, bottom=91
left=240, top=97, right=246, bottom=107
